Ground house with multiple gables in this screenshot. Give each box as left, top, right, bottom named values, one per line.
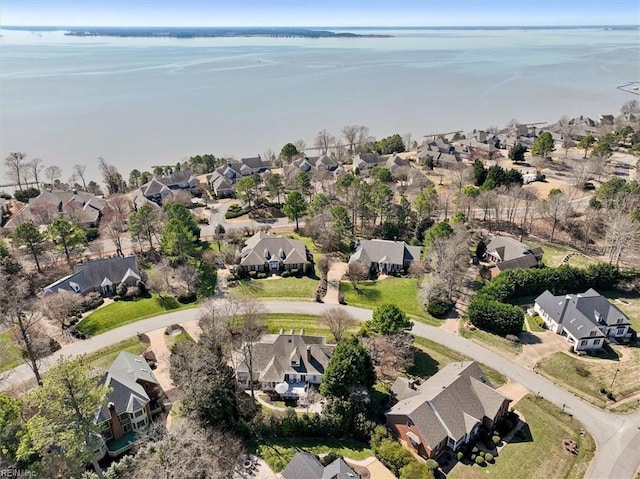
left=206, top=155, right=272, bottom=197
left=44, top=255, right=140, bottom=296
left=3, top=190, right=106, bottom=231
left=534, top=289, right=632, bottom=351
left=483, top=236, right=543, bottom=276
left=134, top=169, right=199, bottom=204
left=284, top=154, right=346, bottom=180
left=349, top=239, right=421, bottom=274
left=235, top=331, right=334, bottom=401
left=386, top=362, right=511, bottom=459
left=94, top=352, right=167, bottom=459
left=351, top=152, right=411, bottom=175
left=281, top=452, right=358, bottom=479
left=239, top=232, right=311, bottom=274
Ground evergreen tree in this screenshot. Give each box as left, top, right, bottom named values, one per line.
left=320, top=337, right=375, bottom=399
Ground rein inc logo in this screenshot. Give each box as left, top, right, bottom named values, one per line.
left=0, top=470, right=34, bottom=478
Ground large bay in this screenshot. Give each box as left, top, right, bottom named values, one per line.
left=0, top=27, right=638, bottom=181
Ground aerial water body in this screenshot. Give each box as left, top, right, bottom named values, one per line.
left=0, top=27, right=638, bottom=182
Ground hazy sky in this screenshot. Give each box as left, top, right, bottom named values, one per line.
left=2, top=0, right=639, bottom=27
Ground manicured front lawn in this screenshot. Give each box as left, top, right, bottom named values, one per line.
left=412, top=337, right=506, bottom=387
left=83, top=337, right=148, bottom=370
left=233, top=277, right=318, bottom=301
left=460, top=323, right=523, bottom=356
left=448, top=395, right=595, bottom=479
left=77, top=295, right=197, bottom=336
left=264, top=313, right=359, bottom=341
left=537, top=349, right=640, bottom=409
left=0, top=330, right=23, bottom=372
left=340, top=278, right=438, bottom=325
left=251, top=438, right=372, bottom=472
left=524, top=314, right=545, bottom=333
left=165, top=330, right=194, bottom=351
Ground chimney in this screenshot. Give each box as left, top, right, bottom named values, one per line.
left=306, top=345, right=311, bottom=362
left=300, top=329, right=305, bottom=336
left=108, top=402, right=124, bottom=441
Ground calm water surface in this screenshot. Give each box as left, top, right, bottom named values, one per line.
left=0, top=28, right=638, bottom=181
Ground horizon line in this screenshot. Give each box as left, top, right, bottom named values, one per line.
left=2, top=24, right=639, bottom=29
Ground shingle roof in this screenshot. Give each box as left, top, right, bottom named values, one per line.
left=281, top=452, right=357, bottom=479
left=349, top=239, right=420, bottom=268
left=240, top=232, right=309, bottom=267
left=485, top=236, right=541, bottom=262
left=535, top=289, right=630, bottom=340
left=44, top=255, right=140, bottom=294
left=236, top=333, right=334, bottom=380
left=96, top=352, right=159, bottom=423
left=322, top=458, right=357, bottom=479
left=387, top=362, right=510, bottom=447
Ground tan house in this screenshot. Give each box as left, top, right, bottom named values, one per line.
left=349, top=239, right=421, bottom=274
left=386, top=362, right=511, bottom=459
left=239, top=232, right=311, bottom=274
left=235, top=331, right=334, bottom=402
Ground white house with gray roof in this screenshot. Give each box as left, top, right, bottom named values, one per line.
left=534, top=289, right=632, bottom=351
left=95, top=352, right=166, bottom=459
left=386, top=362, right=511, bottom=459
left=44, top=255, right=140, bottom=296
left=239, top=231, right=311, bottom=274
left=349, top=239, right=421, bottom=274
left=235, top=331, right=334, bottom=401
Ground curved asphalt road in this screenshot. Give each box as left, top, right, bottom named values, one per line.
left=1, top=301, right=638, bottom=479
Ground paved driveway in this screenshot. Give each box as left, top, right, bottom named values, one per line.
left=2, top=301, right=640, bottom=479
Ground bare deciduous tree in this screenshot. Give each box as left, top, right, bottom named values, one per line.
left=44, top=165, right=62, bottom=189
left=40, top=290, right=85, bottom=330
left=425, top=223, right=471, bottom=301
left=321, top=307, right=356, bottom=342
left=342, top=125, right=360, bottom=153
left=98, top=157, right=124, bottom=194
left=72, top=164, right=88, bottom=191
left=347, top=261, right=369, bottom=290
left=540, top=189, right=572, bottom=242
left=27, top=158, right=45, bottom=189
left=314, top=129, right=335, bottom=155
left=605, top=211, right=640, bottom=266
left=4, top=152, right=29, bottom=190
left=362, top=333, right=413, bottom=380
left=146, top=261, right=174, bottom=301
left=237, top=297, right=266, bottom=399
left=103, top=216, right=126, bottom=257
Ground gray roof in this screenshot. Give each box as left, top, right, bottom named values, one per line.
left=236, top=333, right=334, bottom=381
left=535, top=289, right=630, bottom=340
left=157, top=169, right=197, bottom=188
left=240, top=155, right=271, bottom=171
left=387, top=362, right=510, bottom=447
left=281, top=452, right=357, bottom=479
left=44, top=255, right=140, bottom=294
left=485, top=236, right=543, bottom=272
left=96, top=352, right=159, bottom=423
left=140, top=179, right=171, bottom=198
left=293, top=155, right=339, bottom=173
left=240, top=232, right=309, bottom=267
left=349, top=239, right=421, bottom=268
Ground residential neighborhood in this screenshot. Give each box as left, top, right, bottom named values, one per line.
left=1, top=101, right=640, bottom=479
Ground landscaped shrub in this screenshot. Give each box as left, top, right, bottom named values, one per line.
left=425, top=459, right=439, bottom=470
left=457, top=452, right=464, bottom=461
left=426, top=296, right=454, bottom=318
left=478, top=450, right=485, bottom=457
left=492, top=435, right=501, bottom=445
left=116, top=282, right=128, bottom=297
left=470, top=454, right=477, bottom=461
left=600, top=387, right=608, bottom=395
left=248, top=271, right=257, bottom=279
left=321, top=452, right=342, bottom=467
left=290, top=268, right=300, bottom=276
left=607, top=391, right=616, bottom=401
left=475, top=456, right=485, bottom=466
left=256, top=272, right=268, bottom=279
left=85, top=227, right=99, bottom=241
left=485, top=453, right=494, bottom=463
left=472, top=446, right=479, bottom=454
left=177, top=292, right=197, bottom=304
left=281, top=270, right=291, bottom=278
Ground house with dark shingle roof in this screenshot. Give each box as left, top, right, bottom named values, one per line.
left=349, top=239, right=421, bottom=274
left=239, top=232, right=311, bottom=274
left=534, top=289, right=632, bottom=351
left=483, top=236, right=543, bottom=276
left=281, top=452, right=359, bottom=479
left=44, top=255, right=141, bottom=296
left=235, top=331, right=334, bottom=401
left=386, top=362, right=511, bottom=459
left=95, top=352, right=166, bottom=458
left=134, top=169, right=199, bottom=204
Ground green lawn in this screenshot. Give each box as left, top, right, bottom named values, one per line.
left=233, top=277, right=318, bottom=301
left=448, top=395, right=595, bottom=479
left=165, top=330, right=194, bottom=351
left=340, top=278, right=438, bottom=325
left=285, top=232, right=322, bottom=256
left=600, top=290, right=640, bottom=332
left=411, top=337, right=506, bottom=387
left=525, top=314, right=545, bottom=333
left=83, top=337, right=148, bottom=370
left=460, top=324, right=523, bottom=356
left=77, top=295, right=197, bottom=336
left=537, top=349, right=640, bottom=409
left=251, top=438, right=372, bottom=472
left=264, top=313, right=359, bottom=341
left=0, top=330, right=23, bottom=372
left=528, top=240, right=599, bottom=269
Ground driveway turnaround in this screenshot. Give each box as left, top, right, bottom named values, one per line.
left=2, top=301, right=639, bottom=479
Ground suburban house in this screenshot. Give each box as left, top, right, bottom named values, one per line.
left=205, top=156, right=272, bottom=196
left=483, top=236, right=543, bottom=276
left=94, top=352, right=167, bottom=459
left=352, top=152, right=384, bottom=172
left=44, top=255, right=141, bottom=295
left=239, top=232, right=311, bottom=274
left=386, top=362, right=511, bottom=459
left=235, top=331, right=334, bottom=402
left=281, top=452, right=358, bottom=479
left=135, top=169, right=199, bottom=204
left=533, top=288, right=632, bottom=351
left=3, top=190, right=106, bottom=231
left=206, top=171, right=235, bottom=198
left=349, top=239, right=421, bottom=274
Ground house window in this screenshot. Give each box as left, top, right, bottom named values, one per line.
left=593, top=339, right=601, bottom=345
left=123, top=424, right=132, bottom=433
left=135, top=419, right=147, bottom=429
left=580, top=340, right=587, bottom=346
left=134, top=409, right=144, bottom=418
left=617, top=327, right=626, bottom=335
